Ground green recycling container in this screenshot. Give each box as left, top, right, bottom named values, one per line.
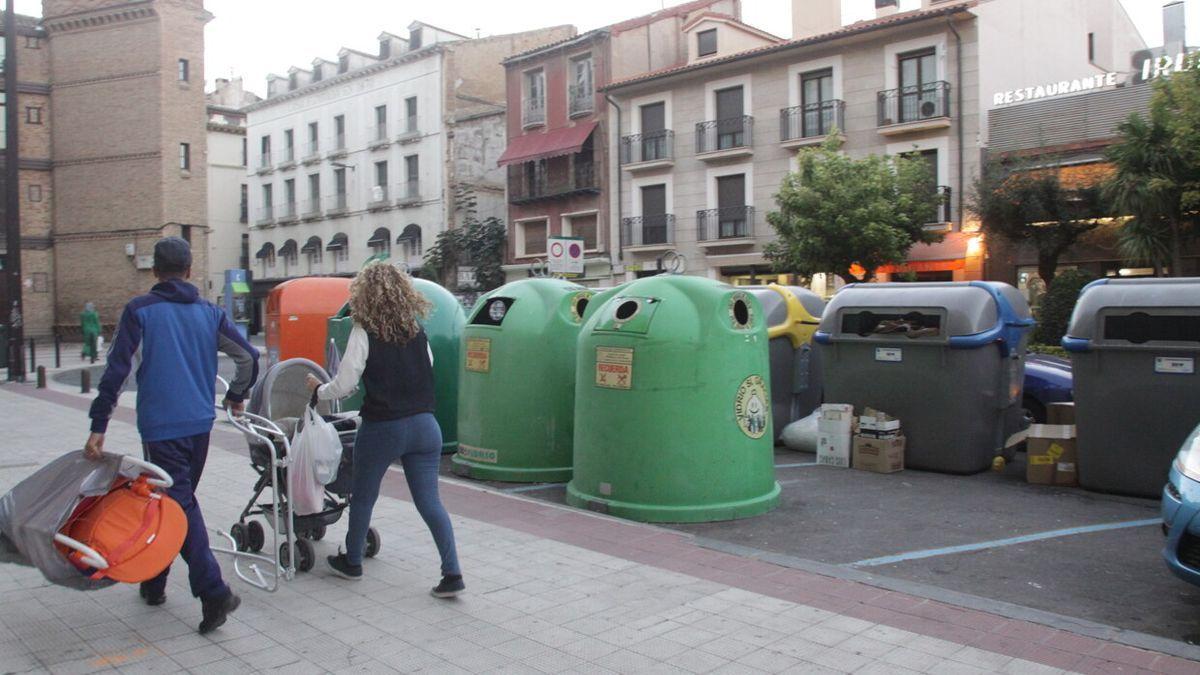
left=326, top=277, right=466, bottom=453
left=567, top=275, right=780, bottom=523
left=452, top=278, right=593, bottom=482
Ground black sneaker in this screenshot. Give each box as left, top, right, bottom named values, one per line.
left=139, top=583, right=166, bottom=606
left=198, top=592, right=240, bottom=635
left=327, top=553, right=362, bottom=581
left=431, top=574, right=465, bottom=599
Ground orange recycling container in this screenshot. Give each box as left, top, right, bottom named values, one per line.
left=265, top=277, right=352, bottom=367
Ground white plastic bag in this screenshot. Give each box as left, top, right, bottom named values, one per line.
left=780, top=411, right=820, bottom=453
left=288, top=406, right=343, bottom=516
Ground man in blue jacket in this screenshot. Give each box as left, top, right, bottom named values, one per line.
left=84, top=237, right=259, bottom=634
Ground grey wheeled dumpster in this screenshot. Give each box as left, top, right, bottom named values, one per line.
left=814, top=282, right=1034, bottom=474
left=1063, top=278, right=1200, bottom=497
left=743, top=285, right=825, bottom=442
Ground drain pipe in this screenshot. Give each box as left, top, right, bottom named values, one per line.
left=605, top=93, right=623, bottom=272
left=947, top=17, right=964, bottom=231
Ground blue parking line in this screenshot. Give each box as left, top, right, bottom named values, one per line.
left=503, top=482, right=568, bottom=494
left=775, top=462, right=819, bottom=469
left=848, top=518, right=1161, bottom=568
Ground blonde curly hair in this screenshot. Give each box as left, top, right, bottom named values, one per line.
left=349, top=262, right=431, bottom=343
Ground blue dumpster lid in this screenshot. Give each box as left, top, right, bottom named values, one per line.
left=814, top=281, right=1033, bottom=355
left=1063, top=277, right=1200, bottom=352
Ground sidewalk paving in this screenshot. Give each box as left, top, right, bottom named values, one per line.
left=0, top=381, right=1196, bottom=674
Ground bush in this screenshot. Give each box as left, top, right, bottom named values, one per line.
left=1028, top=344, right=1068, bottom=358
left=1032, top=269, right=1096, bottom=345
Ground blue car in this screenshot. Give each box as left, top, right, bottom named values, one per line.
left=1022, top=354, right=1073, bottom=423
left=1162, top=424, right=1200, bottom=586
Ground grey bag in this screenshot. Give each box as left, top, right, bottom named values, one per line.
left=0, top=451, right=126, bottom=591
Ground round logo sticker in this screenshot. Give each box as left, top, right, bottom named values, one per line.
left=734, top=375, right=769, bottom=439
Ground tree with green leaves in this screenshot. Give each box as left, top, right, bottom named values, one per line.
left=1105, top=65, right=1200, bottom=276
left=422, top=186, right=508, bottom=291
left=970, top=160, right=1106, bottom=286
left=765, top=136, right=943, bottom=284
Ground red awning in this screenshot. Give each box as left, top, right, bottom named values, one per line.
left=497, top=121, right=598, bottom=166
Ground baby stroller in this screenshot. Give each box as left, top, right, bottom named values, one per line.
left=0, top=452, right=181, bottom=590
left=219, top=358, right=379, bottom=590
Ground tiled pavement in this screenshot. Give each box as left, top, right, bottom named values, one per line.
left=1, top=382, right=1197, bottom=674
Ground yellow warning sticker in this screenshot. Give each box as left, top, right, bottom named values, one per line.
left=595, top=346, right=634, bottom=389
left=1029, top=454, right=1054, bottom=465
left=466, top=338, right=491, bottom=373
left=1047, top=443, right=1065, bottom=459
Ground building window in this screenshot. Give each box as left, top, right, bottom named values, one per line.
left=284, top=178, right=296, bottom=216
left=697, top=29, right=717, bottom=57
left=800, top=68, right=834, bottom=137
left=524, top=69, right=545, bottom=126
left=564, top=213, right=598, bottom=251
left=308, top=121, right=319, bottom=155
left=405, top=96, right=418, bottom=133
left=338, top=54, right=349, bottom=73
left=897, top=47, right=938, bottom=123
left=288, top=72, right=298, bottom=90
left=519, top=219, right=548, bottom=257
left=240, top=184, right=248, bottom=223
left=178, top=58, right=189, bottom=82
left=410, top=27, right=422, bottom=49
left=27, top=184, right=41, bottom=202
left=179, top=142, right=191, bottom=171
left=334, top=114, right=346, bottom=149
left=181, top=224, right=192, bottom=244
left=312, top=65, right=323, bottom=82
left=283, top=128, right=294, bottom=161
left=25, top=35, right=39, bottom=49
left=1087, top=32, right=1095, bottom=62
left=25, top=106, right=41, bottom=125
left=307, top=173, right=320, bottom=213
left=374, top=104, right=387, bottom=140
left=714, top=174, right=748, bottom=238
left=714, top=85, right=745, bottom=149
left=399, top=224, right=422, bottom=259
left=569, top=54, right=593, bottom=115
left=241, top=137, right=247, bottom=167
left=640, top=184, right=669, bottom=245
left=373, top=160, right=388, bottom=202
left=262, top=184, right=273, bottom=221
left=405, top=154, right=419, bottom=199
left=260, top=135, right=271, bottom=168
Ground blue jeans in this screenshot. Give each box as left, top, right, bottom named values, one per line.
left=347, top=413, right=460, bottom=574
left=142, top=433, right=229, bottom=601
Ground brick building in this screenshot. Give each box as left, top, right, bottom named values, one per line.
left=0, top=13, right=51, bottom=336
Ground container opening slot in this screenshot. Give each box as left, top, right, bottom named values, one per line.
left=1103, top=312, right=1200, bottom=344
left=842, top=311, right=941, bottom=338
left=732, top=299, right=750, bottom=328
left=615, top=300, right=640, bottom=321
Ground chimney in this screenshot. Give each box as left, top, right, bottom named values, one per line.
left=1163, top=1, right=1187, bottom=56
left=793, top=0, right=843, bottom=40
left=876, top=0, right=900, bottom=19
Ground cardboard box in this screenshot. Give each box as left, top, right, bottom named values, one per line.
left=818, top=404, right=854, bottom=434
left=1048, top=402, right=1075, bottom=426
left=817, top=432, right=851, bottom=468
left=1026, top=423, right=1078, bottom=487
left=853, top=435, right=905, bottom=473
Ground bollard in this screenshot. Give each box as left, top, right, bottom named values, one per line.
left=36, top=366, right=46, bottom=389
left=54, top=334, right=61, bottom=369
left=28, top=338, right=35, bottom=374
left=81, top=368, right=91, bottom=394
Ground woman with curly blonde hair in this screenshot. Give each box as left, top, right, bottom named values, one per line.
left=306, top=262, right=463, bottom=596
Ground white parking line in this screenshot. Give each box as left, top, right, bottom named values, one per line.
left=848, top=518, right=1161, bottom=568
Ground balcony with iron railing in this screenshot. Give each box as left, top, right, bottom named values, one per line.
left=277, top=147, right=296, bottom=170
left=256, top=154, right=273, bottom=174
left=368, top=125, right=391, bottom=150
left=325, top=134, right=348, bottom=158
left=877, top=81, right=951, bottom=134
left=697, top=205, right=755, bottom=245
left=523, top=98, right=546, bottom=128
left=368, top=185, right=391, bottom=210
left=621, top=214, right=675, bottom=250
left=397, top=179, right=421, bottom=206
left=568, top=84, right=594, bottom=117
left=301, top=198, right=322, bottom=220
left=325, top=193, right=349, bottom=217
left=780, top=100, right=845, bottom=147
left=277, top=201, right=298, bottom=224
left=620, top=130, right=674, bottom=170
left=397, top=116, right=420, bottom=143
left=695, top=116, right=753, bottom=159
left=255, top=205, right=275, bottom=226
left=301, top=142, right=321, bottom=164
left=508, top=161, right=598, bottom=204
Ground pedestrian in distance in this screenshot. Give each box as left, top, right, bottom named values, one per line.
left=84, top=236, right=260, bottom=634
left=306, top=261, right=463, bottom=598
left=80, top=302, right=101, bottom=362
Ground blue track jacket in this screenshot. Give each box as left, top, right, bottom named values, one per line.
left=88, top=279, right=259, bottom=442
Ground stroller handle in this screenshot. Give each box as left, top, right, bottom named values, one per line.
left=118, top=456, right=173, bottom=489
left=53, top=533, right=109, bottom=570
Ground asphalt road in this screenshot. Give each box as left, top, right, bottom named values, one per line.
left=441, top=449, right=1198, bottom=646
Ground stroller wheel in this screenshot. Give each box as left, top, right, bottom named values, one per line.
left=309, top=524, right=327, bottom=541
left=365, top=527, right=382, bottom=558
left=246, top=521, right=265, bottom=553
left=280, top=539, right=316, bottom=573
left=230, top=523, right=248, bottom=552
